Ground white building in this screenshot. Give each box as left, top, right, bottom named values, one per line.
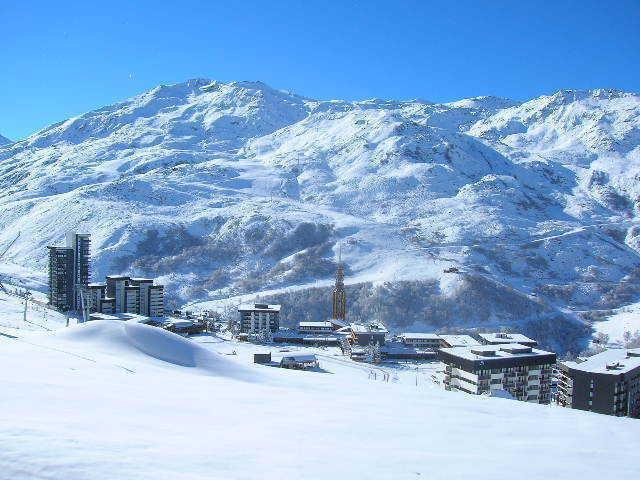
left=438, top=343, right=556, bottom=404
left=238, top=304, right=281, bottom=333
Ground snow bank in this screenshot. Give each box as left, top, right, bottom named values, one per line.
left=53, top=320, right=258, bottom=380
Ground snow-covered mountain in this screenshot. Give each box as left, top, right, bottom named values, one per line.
left=1, top=80, right=639, bottom=352
left=0, top=134, right=11, bottom=145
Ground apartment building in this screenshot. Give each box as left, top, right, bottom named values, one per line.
left=478, top=332, right=538, bottom=347
left=557, top=348, right=640, bottom=418
left=66, top=233, right=91, bottom=310
left=238, top=304, right=281, bottom=333
left=87, top=283, right=106, bottom=312
left=124, top=285, right=141, bottom=314
left=438, top=343, right=556, bottom=404
left=47, top=246, right=75, bottom=311
left=94, top=276, right=164, bottom=317
left=148, top=285, right=164, bottom=317
left=130, top=278, right=154, bottom=315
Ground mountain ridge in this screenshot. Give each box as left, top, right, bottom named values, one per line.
left=1, top=79, right=639, bottom=353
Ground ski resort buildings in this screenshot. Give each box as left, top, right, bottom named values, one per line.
left=557, top=348, right=640, bottom=418
left=238, top=303, right=281, bottom=333
left=47, top=233, right=91, bottom=312
left=94, top=275, right=164, bottom=317
left=47, top=232, right=164, bottom=317
left=438, top=343, right=556, bottom=404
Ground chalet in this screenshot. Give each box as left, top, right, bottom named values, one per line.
left=280, top=354, right=319, bottom=370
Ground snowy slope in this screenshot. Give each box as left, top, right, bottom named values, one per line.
left=0, top=297, right=638, bottom=480
left=1, top=81, right=639, bottom=351
left=0, top=134, right=10, bottom=145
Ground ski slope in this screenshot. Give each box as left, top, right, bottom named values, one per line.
left=0, top=294, right=638, bottom=479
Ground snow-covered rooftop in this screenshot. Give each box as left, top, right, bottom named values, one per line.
left=438, top=334, right=481, bottom=347
left=398, top=333, right=441, bottom=340
left=563, top=348, right=640, bottom=375
left=238, top=303, right=281, bottom=312
left=299, top=321, right=333, bottom=328
left=350, top=322, right=388, bottom=334
left=479, top=332, right=537, bottom=345
left=440, top=343, right=555, bottom=362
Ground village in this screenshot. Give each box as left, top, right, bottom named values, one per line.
left=27, top=231, right=637, bottom=418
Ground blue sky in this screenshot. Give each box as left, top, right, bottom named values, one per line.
left=1, top=0, right=639, bottom=140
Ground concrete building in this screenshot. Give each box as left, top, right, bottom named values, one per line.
left=106, top=275, right=130, bottom=313
left=298, top=321, right=333, bottom=334
left=478, top=332, right=538, bottom=347
left=557, top=348, right=640, bottom=418
left=124, top=285, right=141, bottom=314
left=130, top=278, right=154, bottom=316
left=238, top=304, right=280, bottom=333
left=47, top=246, right=75, bottom=311
left=148, top=285, right=164, bottom=317
left=87, top=283, right=106, bottom=312
left=438, top=343, right=556, bottom=404
left=349, top=322, right=388, bottom=346
left=98, top=297, right=116, bottom=314
left=66, top=233, right=91, bottom=310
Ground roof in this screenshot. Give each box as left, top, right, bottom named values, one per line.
left=88, top=283, right=106, bottom=288
left=399, top=333, right=441, bottom=340
left=299, top=321, right=333, bottom=328
left=478, top=332, right=537, bottom=345
left=280, top=354, right=317, bottom=362
left=350, top=322, right=388, bottom=334
left=131, top=278, right=154, bottom=282
left=438, top=334, right=481, bottom=347
left=440, top=343, right=555, bottom=363
left=563, top=349, right=640, bottom=375
left=106, top=275, right=130, bottom=280
left=238, top=303, right=281, bottom=312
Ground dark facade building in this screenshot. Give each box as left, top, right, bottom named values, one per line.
left=557, top=348, right=640, bottom=418
left=66, top=233, right=91, bottom=310
left=47, top=246, right=75, bottom=311
left=438, top=344, right=556, bottom=404
left=349, top=322, right=388, bottom=346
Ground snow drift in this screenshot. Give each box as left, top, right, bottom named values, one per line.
left=53, top=320, right=258, bottom=381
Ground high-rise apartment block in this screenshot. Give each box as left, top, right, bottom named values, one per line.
left=48, top=233, right=90, bottom=312
left=66, top=233, right=91, bottom=310
left=47, top=246, right=75, bottom=311
left=48, top=232, right=164, bottom=317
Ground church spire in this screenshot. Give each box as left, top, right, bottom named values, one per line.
left=332, top=243, right=346, bottom=320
